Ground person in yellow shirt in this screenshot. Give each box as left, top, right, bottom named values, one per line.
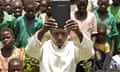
left=94, top=24, right=110, bottom=71
left=0, top=28, right=24, bottom=72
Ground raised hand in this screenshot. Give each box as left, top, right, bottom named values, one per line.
left=43, top=18, right=58, bottom=32
left=64, top=19, right=79, bottom=32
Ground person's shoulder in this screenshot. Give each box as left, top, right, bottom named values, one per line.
left=16, top=16, right=24, bottom=21
left=42, top=40, right=53, bottom=49
left=88, top=11, right=96, bottom=17
left=34, top=16, right=42, bottom=21
left=107, top=11, right=115, bottom=18
left=34, top=16, right=43, bottom=24
left=13, top=47, right=25, bottom=55
left=92, top=8, right=98, bottom=13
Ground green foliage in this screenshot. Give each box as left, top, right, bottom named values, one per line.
left=24, top=53, right=39, bottom=72
left=80, top=60, right=92, bottom=72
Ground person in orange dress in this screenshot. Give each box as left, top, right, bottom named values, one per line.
left=0, top=28, right=24, bottom=72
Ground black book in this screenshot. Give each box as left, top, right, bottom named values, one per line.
left=51, top=1, right=70, bottom=28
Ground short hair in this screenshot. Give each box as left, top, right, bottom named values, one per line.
left=8, top=58, right=22, bottom=66
left=8, top=58, right=23, bottom=71
left=12, top=0, right=23, bottom=6
left=3, top=0, right=13, bottom=6
left=77, top=0, right=88, bottom=3
left=98, top=0, right=109, bottom=3
left=0, top=28, right=15, bottom=38
left=22, top=0, right=35, bottom=8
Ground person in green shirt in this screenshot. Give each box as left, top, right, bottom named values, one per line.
left=93, top=0, right=118, bottom=56
left=108, top=0, right=120, bottom=54
left=12, top=0, right=24, bottom=18
left=0, top=11, right=16, bottom=30
left=14, top=0, right=43, bottom=48
left=0, top=1, right=16, bottom=48
left=3, top=0, right=13, bottom=15
left=0, top=0, right=16, bottom=30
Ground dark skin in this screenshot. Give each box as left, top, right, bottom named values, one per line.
left=112, top=0, right=120, bottom=25
left=24, top=4, right=36, bottom=25
left=0, top=0, right=3, bottom=10
left=0, top=31, right=15, bottom=57
left=39, top=0, right=50, bottom=13
left=0, top=11, right=4, bottom=23
left=38, top=18, right=82, bottom=48
left=98, top=0, right=115, bottom=56
left=3, top=0, right=13, bottom=15
left=12, top=0, right=23, bottom=18
left=8, top=58, right=23, bottom=72
left=96, top=24, right=107, bottom=44
left=112, top=0, right=120, bottom=6
left=97, top=0, right=109, bottom=21
left=35, top=0, right=41, bottom=12
left=75, top=0, right=88, bottom=20
left=0, top=0, right=4, bottom=23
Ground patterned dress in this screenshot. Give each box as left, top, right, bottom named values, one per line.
left=0, top=48, right=24, bottom=72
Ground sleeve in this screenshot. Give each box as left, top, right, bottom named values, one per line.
left=36, top=18, right=43, bottom=30
left=14, top=18, right=19, bottom=37
left=104, top=43, right=110, bottom=53
left=111, top=18, right=119, bottom=37
left=71, top=32, right=95, bottom=63
left=8, top=16, right=16, bottom=30
left=25, top=31, right=43, bottom=60
left=14, top=19, right=20, bottom=47
left=91, top=14, right=97, bottom=35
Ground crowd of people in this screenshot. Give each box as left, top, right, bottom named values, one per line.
left=0, top=0, right=120, bottom=72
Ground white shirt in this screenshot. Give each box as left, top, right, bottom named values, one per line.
left=110, top=55, right=120, bottom=70
left=25, top=31, right=94, bottom=72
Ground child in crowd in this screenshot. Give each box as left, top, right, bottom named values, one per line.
left=3, top=0, right=13, bottom=15
left=12, top=0, right=23, bottom=18
left=0, top=0, right=16, bottom=49
left=71, top=0, right=97, bottom=71
left=71, top=0, right=97, bottom=39
left=14, top=0, right=43, bottom=48
left=93, top=0, right=118, bottom=57
left=39, top=0, right=51, bottom=23
left=93, top=24, right=110, bottom=71
left=108, top=0, right=120, bottom=55
left=0, top=28, right=24, bottom=72
left=8, top=58, right=24, bottom=72
left=0, top=0, right=16, bottom=31
left=35, top=0, right=41, bottom=13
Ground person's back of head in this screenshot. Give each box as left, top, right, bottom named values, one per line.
left=8, top=58, right=24, bottom=72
